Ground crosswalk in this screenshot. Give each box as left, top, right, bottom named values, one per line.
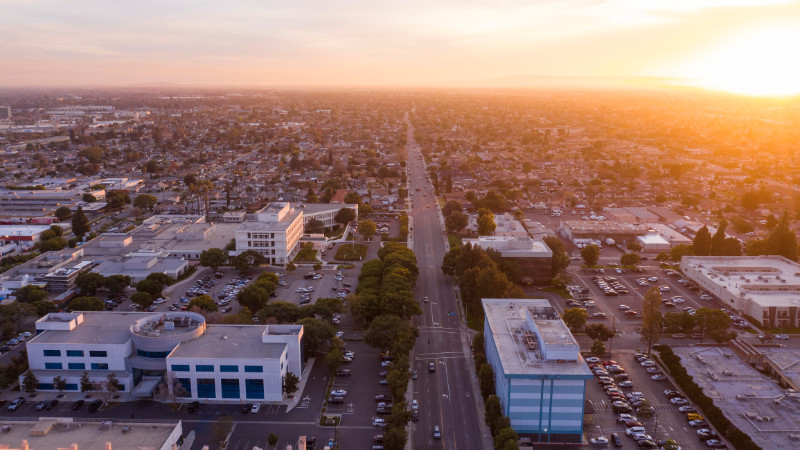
left=590, top=401, right=675, bottom=412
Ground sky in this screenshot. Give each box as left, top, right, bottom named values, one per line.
left=2, top=0, right=800, bottom=95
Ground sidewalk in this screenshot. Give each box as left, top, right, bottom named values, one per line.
left=286, top=357, right=316, bottom=412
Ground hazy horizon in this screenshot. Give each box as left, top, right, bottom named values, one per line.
left=2, top=0, right=800, bottom=96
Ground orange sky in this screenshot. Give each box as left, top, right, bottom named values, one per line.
left=1, top=0, right=799, bottom=95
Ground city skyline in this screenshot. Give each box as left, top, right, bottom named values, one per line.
left=2, top=0, right=800, bottom=96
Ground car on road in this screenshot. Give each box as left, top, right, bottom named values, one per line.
left=250, top=403, right=261, bottom=413
left=591, top=312, right=607, bottom=319
left=670, top=397, right=688, bottom=405
left=433, top=425, right=441, bottom=439
left=429, top=362, right=436, bottom=373
left=776, top=334, right=790, bottom=340
left=671, top=333, right=686, bottom=339
left=590, top=436, right=609, bottom=446
left=619, top=304, right=630, bottom=310
left=678, top=405, right=696, bottom=413
left=423, top=296, right=429, bottom=303
left=705, top=440, right=726, bottom=448
left=8, top=397, right=24, bottom=411
left=412, top=399, right=418, bottom=410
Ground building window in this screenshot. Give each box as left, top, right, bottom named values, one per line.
left=45, top=362, right=62, bottom=370
left=43, top=350, right=61, bottom=357
left=197, top=378, right=216, bottom=398
left=244, top=365, right=263, bottom=373
left=66, top=350, right=84, bottom=357
left=38, top=383, right=54, bottom=390
left=196, top=365, right=214, bottom=372
left=136, top=349, right=169, bottom=359
left=89, top=351, right=108, bottom=357
left=68, top=362, right=86, bottom=370
left=91, top=363, right=109, bottom=370
left=171, top=364, right=190, bottom=372
left=220, top=365, right=238, bottom=373
left=221, top=379, right=240, bottom=399
left=245, top=379, right=265, bottom=399
left=65, top=384, right=78, bottom=391
left=176, top=378, right=192, bottom=397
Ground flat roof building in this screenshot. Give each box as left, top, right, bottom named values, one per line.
left=0, top=419, right=182, bottom=450
left=680, top=256, right=800, bottom=327
left=24, top=312, right=304, bottom=403
left=463, top=236, right=553, bottom=282
left=559, top=220, right=649, bottom=243
left=482, top=298, right=592, bottom=444
left=302, top=203, right=358, bottom=230
left=234, top=202, right=304, bottom=265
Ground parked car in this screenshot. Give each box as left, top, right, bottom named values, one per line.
left=71, top=399, right=85, bottom=410
left=250, top=403, right=261, bottom=414
left=8, top=397, right=24, bottom=411
left=611, top=433, right=623, bottom=447
left=87, top=399, right=103, bottom=413
left=590, top=436, right=609, bottom=446
left=187, top=401, right=200, bottom=413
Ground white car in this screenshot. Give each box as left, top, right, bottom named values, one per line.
left=776, top=334, right=790, bottom=340
left=372, top=418, right=387, bottom=427
left=411, top=399, right=418, bottom=410
left=331, top=389, right=347, bottom=396
left=335, top=331, right=344, bottom=338
left=671, top=297, right=685, bottom=303
left=619, top=304, right=630, bottom=310
left=250, top=403, right=261, bottom=413
left=585, top=357, right=600, bottom=363
left=632, top=433, right=653, bottom=442
left=670, top=397, right=688, bottom=405
left=640, top=360, right=656, bottom=367
left=625, top=426, right=646, bottom=436
left=590, top=436, right=609, bottom=446
left=344, top=351, right=355, bottom=358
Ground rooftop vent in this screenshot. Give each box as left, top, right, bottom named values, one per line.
left=222, top=336, right=228, bottom=340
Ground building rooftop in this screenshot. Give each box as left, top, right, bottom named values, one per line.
left=30, top=312, right=152, bottom=345
left=482, top=298, right=592, bottom=377
left=560, top=220, right=649, bottom=234
left=300, top=203, right=358, bottom=214
left=169, top=325, right=286, bottom=359
left=682, top=256, right=800, bottom=308
left=0, top=419, right=180, bottom=450
left=463, top=236, right=552, bottom=258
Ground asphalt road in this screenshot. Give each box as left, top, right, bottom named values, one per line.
left=405, top=118, right=485, bottom=449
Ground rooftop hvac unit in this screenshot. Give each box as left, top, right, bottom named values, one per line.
left=526, top=338, right=537, bottom=351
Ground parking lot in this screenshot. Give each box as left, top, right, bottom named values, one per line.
left=584, top=351, right=722, bottom=449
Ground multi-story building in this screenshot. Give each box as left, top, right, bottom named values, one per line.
left=24, top=311, right=303, bottom=403
left=462, top=236, right=553, bottom=282
left=680, top=255, right=800, bottom=327
left=233, top=202, right=304, bottom=265
left=482, top=298, right=592, bottom=444
left=301, top=203, right=358, bottom=231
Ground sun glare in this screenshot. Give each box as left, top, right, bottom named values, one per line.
left=677, top=25, right=800, bottom=97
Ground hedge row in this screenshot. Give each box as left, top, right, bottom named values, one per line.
left=653, top=345, right=761, bottom=450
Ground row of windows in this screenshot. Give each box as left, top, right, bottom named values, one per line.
left=44, top=362, right=108, bottom=370
left=247, top=232, right=276, bottom=239
left=171, top=364, right=263, bottom=373
left=43, top=350, right=107, bottom=358
left=136, top=349, right=170, bottom=359
left=248, top=240, right=276, bottom=248
left=177, top=378, right=265, bottom=399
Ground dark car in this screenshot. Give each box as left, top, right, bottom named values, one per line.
left=412, top=411, right=419, bottom=422
left=376, top=407, right=390, bottom=415
left=428, top=362, right=436, bottom=373
left=335, top=369, right=351, bottom=377
left=71, top=399, right=85, bottom=410
left=329, top=396, right=344, bottom=404
left=242, top=403, right=253, bottom=414
left=45, top=399, right=59, bottom=410
left=611, top=433, right=623, bottom=447
left=87, top=399, right=103, bottom=413
left=378, top=379, right=389, bottom=385
left=375, top=394, right=392, bottom=402
left=187, top=401, right=200, bottom=413
left=638, top=440, right=657, bottom=448
left=379, top=371, right=389, bottom=378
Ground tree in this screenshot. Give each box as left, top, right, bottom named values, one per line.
left=562, top=308, right=588, bottom=331
left=358, top=219, right=377, bottom=239
left=54, top=206, right=72, bottom=222
left=133, top=194, right=158, bottom=211
left=581, top=244, right=600, bottom=267
left=80, top=372, right=93, bottom=393
left=69, top=296, right=104, bottom=311
left=232, top=250, right=266, bottom=273
left=485, top=395, right=503, bottom=435
left=212, top=416, right=233, bottom=448
left=670, top=244, right=693, bottom=262
left=305, top=218, right=325, bottom=234
left=478, top=363, right=495, bottom=399
left=297, top=317, right=336, bottom=354
left=199, top=248, right=227, bottom=271
left=283, top=372, right=300, bottom=396
left=75, top=272, right=106, bottom=296
left=106, top=372, right=122, bottom=391
left=106, top=190, right=130, bottom=210
left=709, top=219, right=728, bottom=256
left=188, top=294, right=218, bottom=313
left=103, top=275, right=131, bottom=295
left=130, top=291, right=153, bottom=309
left=695, top=308, right=733, bottom=342
left=83, top=193, right=97, bottom=203
left=766, top=212, right=798, bottom=261
left=53, top=375, right=67, bottom=394
left=268, top=433, right=279, bottom=449
left=641, top=287, right=663, bottom=354
left=445, top=211, right=468, bottom=233
left=477, top=213, right=496, bottom=236
left=620, top=253, right=641, bottom=266
left=543, top=236, right=570, bottom=278
left=32, top=300, right=57, bottom=316
left=358, top=202, right=373, bottom=217
left=383, top=427, right=408, bottom=450
left=585, top=323, right=615, bottom=341
left=692, top=226, right=711, bottom=256
left=663, top=312, right=696, bottom=333
left=326, top=337, right=345, bottom=371
left=442, top=201, right=463, bottom=217
left=72, top=205, right=90, bottom=238
left=334, top=207, right=356, bottom=225
left=626, top=241, right=642, bottom=253
left=22, top=370, right=38, bottom=393
left=344, top=192, right=361, bottom=204
left=591, top=339, right=606, bottom=356
left=365, top=315, right=419, bottom=353
left=135, top=279, right=162, bottom=298
left=14, top=285, right=48, bottom=303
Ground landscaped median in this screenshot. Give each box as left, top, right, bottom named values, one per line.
left=653, top=345, right=762, bottom=450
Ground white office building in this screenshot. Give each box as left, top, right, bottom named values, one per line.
left=24, top=312, right=303, bottom=402
left=233, top=202, right=304, bottom=265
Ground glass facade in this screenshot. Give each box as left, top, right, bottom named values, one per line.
left=245, top=379, right=265, bottom=399
left=91, top=363, right=109, bottom=370
left=89, top=351, right=108, bottom=357
left=45, top=362, right=62, bottom=369
left=176, top=378, right=192, bottom=397
left=171, top=364, right=190, bottom=372
left=66, top=350, right=84, bottom=357
left=221, top=379, right=240, bottom=398
left=244, top=365, right=263, bottom=373
left=43, top=350, right=61, bottom=357
left=137, top=349, right=170, bottom=359
left=68, top=362, right=86, bottom=370
left=220, top=365, right=238, bottom=372
left=196, top=365, right=214, bottom=372
left=197, top=378, right=215, bottom=398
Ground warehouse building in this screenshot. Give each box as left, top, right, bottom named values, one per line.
left=482, top=298, right=592, bottom=444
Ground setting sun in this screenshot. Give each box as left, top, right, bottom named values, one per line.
left=676, top=24, right=800, bottom=96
